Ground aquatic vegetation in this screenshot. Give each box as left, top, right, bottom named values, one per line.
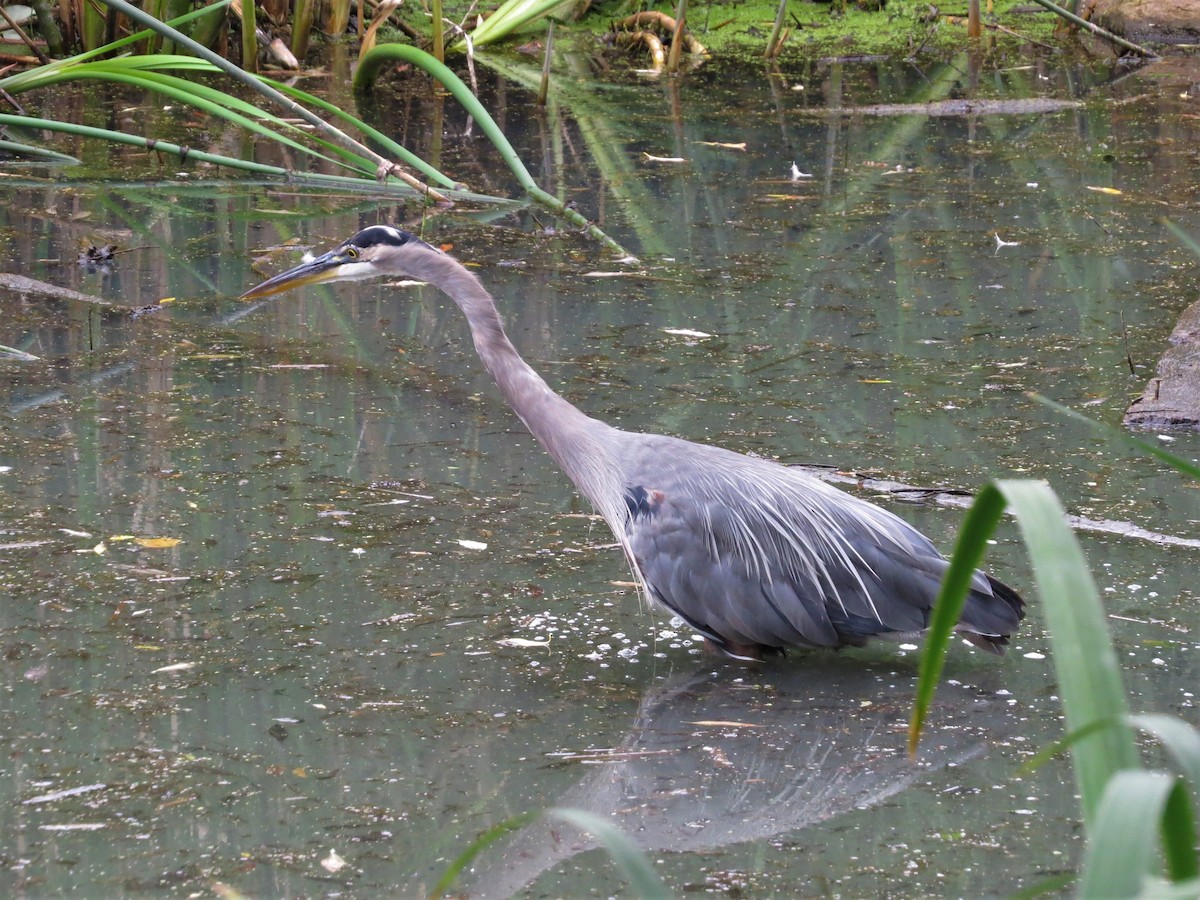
left=911, top=398, right=1200, bottom=894
left=0, top=0, right=630, bottom=250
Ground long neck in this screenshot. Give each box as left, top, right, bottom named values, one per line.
left=403, top=248, right=622, bottom=514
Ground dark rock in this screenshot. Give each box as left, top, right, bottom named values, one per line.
left=1125, top=299, right=1200, bottom=430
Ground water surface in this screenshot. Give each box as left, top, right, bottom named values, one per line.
left=3, top=50, right=1200, bottom=896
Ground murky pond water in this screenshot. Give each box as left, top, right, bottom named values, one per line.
left=3, top=48, right=1200, bottom=896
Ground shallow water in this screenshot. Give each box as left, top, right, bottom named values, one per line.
left=2, top=49, right=1200, bottom=896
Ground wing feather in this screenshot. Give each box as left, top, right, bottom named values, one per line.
left=616, top=434, right=1019, bottom=655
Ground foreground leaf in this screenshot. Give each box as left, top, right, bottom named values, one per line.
left=1079, top=772, right=1197, bottom=894
left=549, top=808, right=670, bottom=899
left=910, top=479, right=1138, bottom=826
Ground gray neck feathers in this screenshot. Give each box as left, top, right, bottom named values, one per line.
left=402, top=247, right=625, bottom=523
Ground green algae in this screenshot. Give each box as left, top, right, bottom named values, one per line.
left=403, top=0, right=1064, bottom=63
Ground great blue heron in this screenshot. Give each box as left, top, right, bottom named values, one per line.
left=242, top=225, right=1024, bottom=661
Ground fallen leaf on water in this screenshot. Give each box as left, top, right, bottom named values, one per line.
left=456, top=539, right=488, bottom=551
left=662, top=327, right=713, bottom=339
left=293, top=767, right=307, bottom=778
left=1086, top=185, right=1123, bottom=195
left=321, top=849, right=347, bottom=873
left=152, top=662, right=196, bottom=674
left=135, top=537, right=182, bottom=549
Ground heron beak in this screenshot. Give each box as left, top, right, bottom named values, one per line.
left=240, top=249, right=348, bottom=300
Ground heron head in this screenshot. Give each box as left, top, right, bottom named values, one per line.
left=240, top=225, right=436, bottom=299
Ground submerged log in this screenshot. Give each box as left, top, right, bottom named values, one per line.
left=795, top=97, right=1086, bottom=117
left=1124, top=298, right=1200, bottom=430
left=0, top=272, right=118, bottom=307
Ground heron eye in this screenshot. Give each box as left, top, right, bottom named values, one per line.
left=345, top=247, right=359, bottom=260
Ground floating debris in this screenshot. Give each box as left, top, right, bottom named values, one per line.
left=152, top=662, right=197, bottom=674
left=321, top=849, right=347, bottom=873
left=496, top=637, right=551, bottom=649
left=23, top=783, right=106, bottom=805
left=662, top=328, right=713, bottom=339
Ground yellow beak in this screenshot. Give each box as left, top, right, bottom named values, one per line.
left=240, top=249, right=347, bottom=300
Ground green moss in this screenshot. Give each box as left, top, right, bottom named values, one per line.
left=422, top=0, right=1064, bottom=63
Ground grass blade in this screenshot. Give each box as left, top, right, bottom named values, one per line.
left=994, top=479, right=1138, bottom=825
left=429, top=812, right=535, bottom=899
left=549, top=808, right=670, bottom=899
left=1161, top=780, right=1200, bottom=883
left=1139, top=878, right=1200, bottom=899
left=1031, top=393, right=1200, bottom=482
left=909, top=482, right=1007, bottom=755
left=1016, top=719, right=1118, bottom=775
left=1080, top=772, right=1191, bottom=895
left=910, top=478, right=1138, bottom=824
left=1130, top=713, right=1200, bottom=796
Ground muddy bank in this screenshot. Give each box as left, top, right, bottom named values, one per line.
left=1092, top=0, right=1200, bottom=44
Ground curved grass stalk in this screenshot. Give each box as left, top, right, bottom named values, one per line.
left=17, top=63, right=368, bottom=175
left=0, top=113, right=498, bottom=201
left=355, top=43, right=632, bottom=257
left=261, top=76, right=458, bottom=189
left=1, top=25, right=463, bottom=198
left=0, top=0, right=230, bottom=87
left=6, top=53, right=454, bottom=185
left=0, top=112, right=330, bottom=177
left=473, top=52, right=669, bottom=257
left=0, top=138, right=80, bottom=164
left=96, top=0, right=451, bottom=202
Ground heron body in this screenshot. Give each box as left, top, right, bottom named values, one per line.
left=243, top=225, right=1024, bottom=661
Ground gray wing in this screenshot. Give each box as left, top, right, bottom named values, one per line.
left=618, top=436, right=1021, bottom=655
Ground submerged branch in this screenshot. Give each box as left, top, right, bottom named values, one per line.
left=794, top=464, right=1200, bottom=550
left=0, top=272, right=120, bottom=307
left=0, top=114, right=503, bottom=202
left=1025, top=0, right=1157, bottom=57
left=796, top=97, right=1086, bottom=117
